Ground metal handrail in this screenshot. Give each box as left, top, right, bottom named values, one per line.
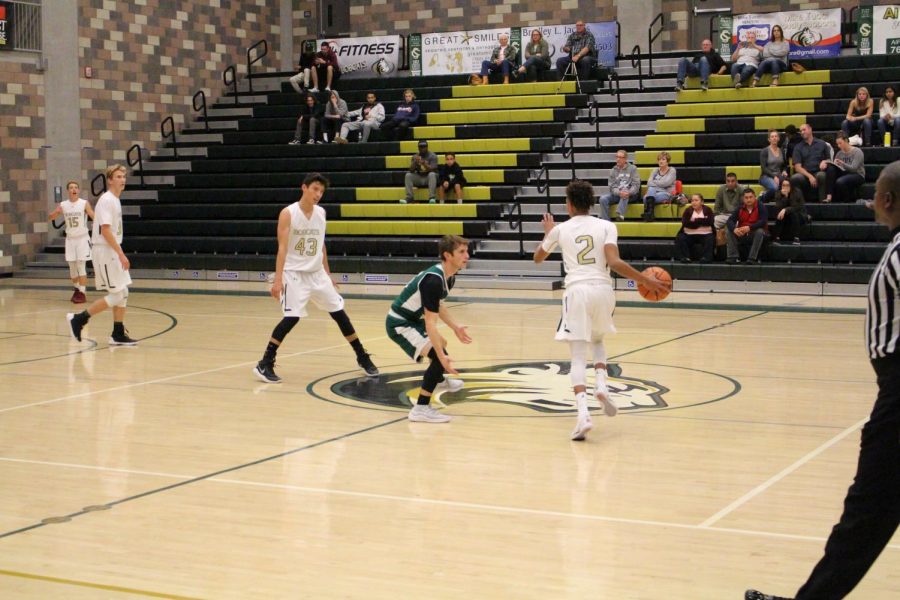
left=588, top=100, right=602, bottom=151
left=631, top=44, right=643, bottom=92
left=610, top=70, right=623, bottom=119
left=534, top=165, right=552, bottom=214
left=560, top=131, right=576, bottom=182
left=161, top=116, right=177, bottom=159
left=91, top=173, right=106, bottom=197
left=615, top=20, right=622, bottom=62
left=647, top=12, right=665, bottom=77
left=193, top=90, right=209, bottom=132
left=126, top=144, right=144, bottom=187
left=246, top=39, right=268, bottom=94
left=507, top=200, right=525, bottom=257
left=223, top=65, right=238, bottom=106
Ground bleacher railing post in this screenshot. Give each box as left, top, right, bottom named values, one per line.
left=647, top=13, right=664, bottom=77
left=91, top=173, right=106, bottom=198
left=246, top=40, right=268, bottom=95
left=224, top=65, right=238, bottom=106
left=161, top=116, right=177, bottom=159
left=126, top=144, right=144, bottom=187
left=193, top=90, right=209, bottom=132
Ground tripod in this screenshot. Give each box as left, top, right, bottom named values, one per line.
left=557, top=53, right=582, bottom=94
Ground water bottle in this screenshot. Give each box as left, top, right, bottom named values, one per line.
left=886, top=131, right=892, bottom=147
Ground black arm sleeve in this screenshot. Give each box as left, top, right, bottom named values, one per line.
left=419, top=273, right=444, bottom=313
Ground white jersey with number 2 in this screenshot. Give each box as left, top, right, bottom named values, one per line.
left=284, top=202, right=326, bottom=273
left=541, top=215, right=617, bottom=287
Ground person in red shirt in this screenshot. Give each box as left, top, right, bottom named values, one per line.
left=725, top=188, right=768, bottom=264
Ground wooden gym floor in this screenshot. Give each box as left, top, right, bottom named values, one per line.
left=0, top=278, right=896, bottom=599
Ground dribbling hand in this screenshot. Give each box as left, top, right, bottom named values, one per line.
left=643, top=273, right=670, bottom=295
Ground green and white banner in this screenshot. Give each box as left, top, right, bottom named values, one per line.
left=858, top=5, right=900, bottom=56
left=408, top=33, right=422, bottom=76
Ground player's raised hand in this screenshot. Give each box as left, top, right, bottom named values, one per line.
left=541, top=213, right=555, bottom=234
left=454, top=325, right=472, bottom=344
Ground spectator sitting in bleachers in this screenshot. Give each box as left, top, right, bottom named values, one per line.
left=841, top=87, right=875, bottom=146
left=770, top=178, right=808, bottom=245
left=480, top=33, right=519, bottom=85
left=823, top=131, right=866, bottom=203
left=714, top=172, right=742, bottom=230
left=288, top=94, right=323, bottom=145
left=401, top=140, right=438, bottom=204
left=759, top=129, right=788, bottom=202
left=752, top=25, right=789, bottom=87
left=726, top=188, right=768, bottom=265
left=437, top=153, right=466, bottom=204
left=380, top=89, right=420, bottom=141
left=641, top=151, right=677, bottom=222
left=730, top=30, right=763, bottom=89
left=782, top=124, right=802, bottom=162
left=675, top=39, right=727, bottom=92
left=878, top=86, right=899, bottom=146
left=598, top=149, right=640, bottom=221
left=556, top=21, right=597, bottom=82
left=289, top=46, right=317, bottom=94
left=322, top=90, right=348, bottom=143
left=336, top=92, right=384, bottom=144
left=518, top=30, right=551, bottom=82
left=674, top=193, right=715, bottom=263
left=790, top=124, right=831, bottom=202
left=310, top=42, right=340, bottom=93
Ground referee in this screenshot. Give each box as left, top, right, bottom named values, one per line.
left=747, top=160, right=900, bottom=600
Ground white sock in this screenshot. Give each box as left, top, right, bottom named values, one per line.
left=575, top=392, right=589, bottom=419
left=77, top=285, right=86, bottom=293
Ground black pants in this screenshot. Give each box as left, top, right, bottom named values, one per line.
left=381, top=119, right=411, bottom=140
left=674, top=231, right=714, bottom=261
left=770, top=210, right=806, bottom=242
left=322, top=118, right=343, bottom=141
left=795, top=354, right=900, bottom=600
left=824, top=165, right=864, bottom=203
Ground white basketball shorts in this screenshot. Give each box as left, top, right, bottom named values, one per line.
left=555, top=281, right=617, bottom=342
left=65, top=235, right=92, bottom=262
left=92, top=245, right=132, bottom=292
left=281, top=268, right=344, bottom=318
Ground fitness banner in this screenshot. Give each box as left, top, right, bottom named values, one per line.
left=420, top=27, right=514, bottom=76
left=521, top=22, right=617, bottom=68
left=316, top=35, right=401, bottom=79
left=857, top=5, right=900, bottom=56
left=732, top=8, right=842, bottom=59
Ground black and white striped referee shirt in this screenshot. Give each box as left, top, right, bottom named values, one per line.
left=866, top=229, right=900, bottom=359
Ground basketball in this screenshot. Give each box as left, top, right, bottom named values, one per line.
left=638, top=267, right=672, bottom=302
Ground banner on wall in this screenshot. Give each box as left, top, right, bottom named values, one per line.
left=316, top=35, right=402, bottom=79
left=0, top=1, right=10, bottom=50
left=408, top=33, right=422, bottom=76
left=857, top=5, right=900, bottom=56
left=716, top=15, right=733, bottom=57
left=421, top=27, right=514, bottom=76
left=521, top=22, right=617, bottom=68
left=732, top=8, right=842, bottom=59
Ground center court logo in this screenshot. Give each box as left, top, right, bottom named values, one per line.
left=308, top=361, right=740, bottom=416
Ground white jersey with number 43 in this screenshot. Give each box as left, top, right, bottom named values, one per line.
left=541, top=215, right=617, bottom=287
left=284, top=202, right=326, bottom=273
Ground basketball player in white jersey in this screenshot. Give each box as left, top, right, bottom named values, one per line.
left=67, top=164, right=138, bottom=346
left=48, top=181, right=94, bottom=303
left=253, top=173, right=378, bottom=383
left=534, top=180, right=669, bottom=440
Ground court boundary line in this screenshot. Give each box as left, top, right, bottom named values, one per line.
left=0, top=568, right=204, bottom=599
left=698, top=416, right=870, bottom=528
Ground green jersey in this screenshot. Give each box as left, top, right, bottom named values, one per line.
left=389, top=264, right=454, bottom=323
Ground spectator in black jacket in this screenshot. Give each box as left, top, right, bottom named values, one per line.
left=288, top=94, right=323, bottom=145
left=381, top=89, right=421, bottom=141
left=770, top=179, right=808, bottom=245
left=289, top=46, right=317, bottom=93
left=674, top=193, right=715, bottom=262
left=437, top=153, right=467, bottom=204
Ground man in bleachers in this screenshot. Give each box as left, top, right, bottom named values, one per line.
left=556, top=21, right=596, bottom=82
left=336, top=92, right=385, bottom=144
left=714, top=172, right=742, bottom=230
left=598, top=149, right=640, bottom=221
left=674, top=39, right=727, bottom=92
left=310, top=41, right=340, bottom=93
left=790, top=124, right=831, bottom=202
left=479, top=33, right=519, bottom=85
left=725, top=188, right=768, bottom=265
left=401, top=140, right=438, bottom=204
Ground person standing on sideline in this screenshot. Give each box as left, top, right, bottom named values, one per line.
left=49, top=180, right=95, bottom=303
left=66, top=165, right=137, bottom=345
left=253, top=173, right=378, bottom=383
left=745, top=161, right=900, bottom=599
left=385, top=235, right=473, bottom=423
left=533, top=180, right=670, bottom=441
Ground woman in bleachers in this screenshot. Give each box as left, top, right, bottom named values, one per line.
left=823, top=131, right=866, bottom=203
left=322, top=90, right=348, bottom=143
left=877, top=86, right=899, bottom=146
left=759, top=129, right=788, bottom=202
left=380, top=89, right=420, bottom=141
left=642, top=151, right=677, bottom=222
left=841, top=87, right=874, bottom=146
left=518, top=30, right=551, bottom=82
left=770, top=179, right=808, bottom=245
left=730, top=30, right=763, bottom=89
left=674, top=193, right=715, bottom=263
left=288, top=94, right=323, bottom=145
left=752, top=25, right=789, bottom=87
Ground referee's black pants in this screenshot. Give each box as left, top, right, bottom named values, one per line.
left=795, top=354, right=900, bottom=600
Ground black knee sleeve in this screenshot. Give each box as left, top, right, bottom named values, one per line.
left=271, top=317, right=299, bottom=343
left=329, top=309, right=356, bottom=337
left=421, top=351, right=446, bottom=393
